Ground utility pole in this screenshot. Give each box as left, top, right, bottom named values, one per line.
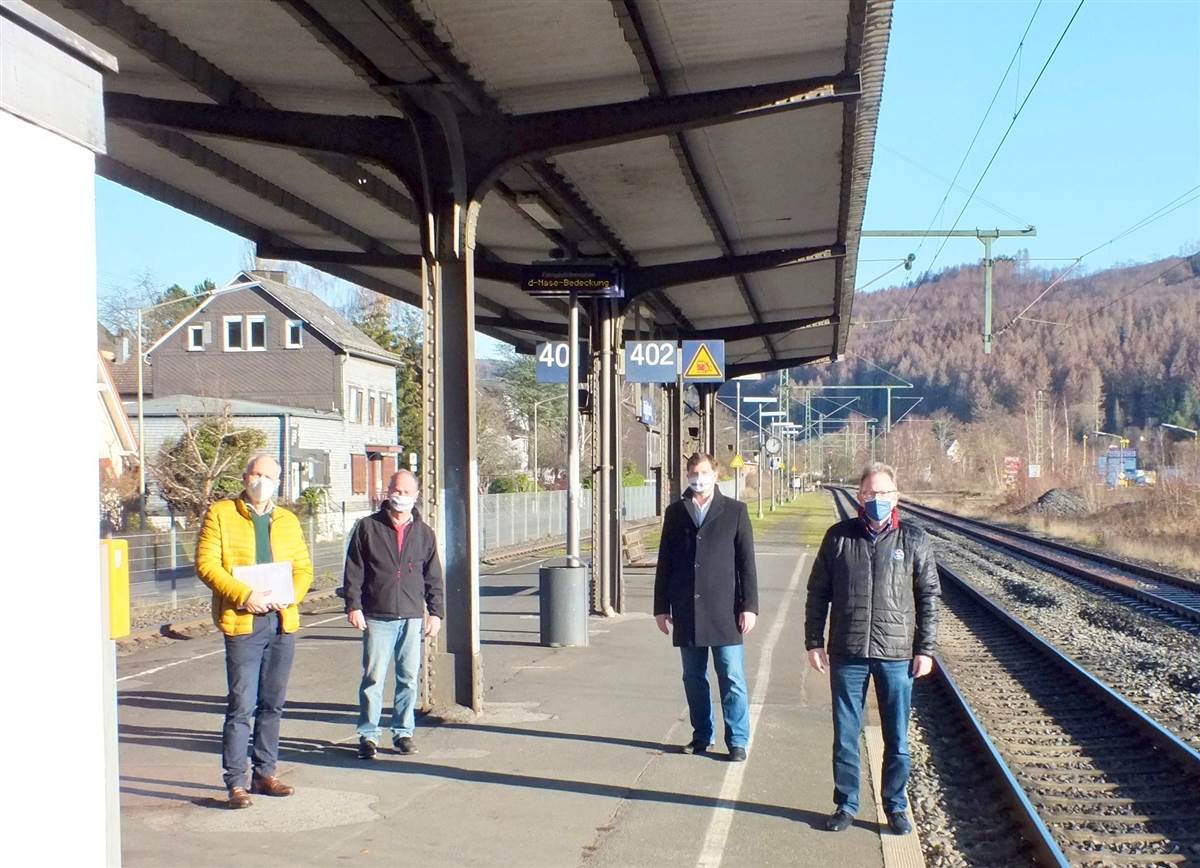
left=861, top=227, right=1036, bottom=353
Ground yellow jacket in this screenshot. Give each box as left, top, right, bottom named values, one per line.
left=195, top=497, right=313, bottom=636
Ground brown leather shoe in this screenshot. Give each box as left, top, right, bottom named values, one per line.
left=250, top=775, right=294, bottom=797
left=227, top=786, right=252, bottom=809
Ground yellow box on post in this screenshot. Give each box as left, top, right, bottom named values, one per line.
left=102, top=539, right=130, bottom=639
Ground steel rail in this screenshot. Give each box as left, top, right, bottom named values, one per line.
left=828, top=486, right=1200, bottom=865
left=899, top=499, right=1200, bottom=626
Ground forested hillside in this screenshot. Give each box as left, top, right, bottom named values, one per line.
left=794, top=253, right=1200, bottom=436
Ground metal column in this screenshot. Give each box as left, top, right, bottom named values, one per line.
left=568, top=295, right=582, bottom=561
left=593, top=298, right=619, bottom=616
left=426, top=200, right=482, bottom=713
left=667, top=378, right=683, bottom=502
left=698, top=384, right=717, bottom=456
left=981, top=235, right=995, bottom=354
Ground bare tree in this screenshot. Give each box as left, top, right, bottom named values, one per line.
left=153, top=407, right=268, bottom=521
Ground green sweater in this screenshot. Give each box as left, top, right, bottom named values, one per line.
left=251, top=510, right=273, bottom=564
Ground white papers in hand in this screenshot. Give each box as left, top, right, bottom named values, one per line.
left=233, top=561, right=295, bottom=606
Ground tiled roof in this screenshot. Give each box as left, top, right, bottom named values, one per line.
left=123, top=394, right=341, bottom=421
left=246, top=273, right=404, bottom=365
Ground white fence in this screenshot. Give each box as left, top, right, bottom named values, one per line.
left=122, top=484, right=662, bottom=611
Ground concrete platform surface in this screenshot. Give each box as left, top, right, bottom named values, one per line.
left=115, top=500, right=894, bottom=867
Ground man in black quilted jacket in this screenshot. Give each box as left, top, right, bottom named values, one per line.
left=343, top=470, right=444, bottom=761
left=804, top=462, right=940, bottom=836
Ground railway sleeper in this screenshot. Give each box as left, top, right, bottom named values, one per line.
left=1062, top=847, right=1190, bottom=865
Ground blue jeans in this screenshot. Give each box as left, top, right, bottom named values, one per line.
left=222, top=612, right=296, bottom=789
left=830, top=656, right=913, bottom=814
left=357, top=617, right=423, bottom=743
left=680, top=644, right=750, bottom=749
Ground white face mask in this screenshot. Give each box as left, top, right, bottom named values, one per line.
left=246, top=476, right=277, bottom=504
left=388, top=493, right=417, bottom=513
left=688, top=473, right=715, bottom=494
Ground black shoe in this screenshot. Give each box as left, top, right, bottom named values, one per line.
left=682, top=739, right=713, bottom=755
left=728, top=747, right=747, bottom=762
left=357, top=738, right=377, bottom=760
left=825, top=810, right=854, bottom=832
left=393, top=735, right=418, bottom=755
left=887, top=812, right=912, bottom=835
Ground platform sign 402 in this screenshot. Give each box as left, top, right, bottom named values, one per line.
left=624, top=340, right=679, bottom=383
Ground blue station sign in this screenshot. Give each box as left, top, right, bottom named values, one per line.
left=535, top=341, right=586, bottom=384
left=681, top=340, right=725, bottom=383
left=521, top=263, right=623, bottom=299
left=624, top=340, right=679, bottom=383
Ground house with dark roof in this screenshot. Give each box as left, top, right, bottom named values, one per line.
left=133, top=271, right=407, bottom=506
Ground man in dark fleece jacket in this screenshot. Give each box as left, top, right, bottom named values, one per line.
left=805, top=462, right=940, bottom=837
left=343, top=470, right=444, bottom=760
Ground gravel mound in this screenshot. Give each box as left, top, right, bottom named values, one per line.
left=1021, top=487, right=1091, bottom=517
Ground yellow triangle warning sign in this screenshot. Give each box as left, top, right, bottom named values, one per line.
left=729, top=453, right=745, bottom=469
left=684, top=343, right=721, bottom=379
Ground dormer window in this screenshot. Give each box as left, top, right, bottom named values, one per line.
left=286, top=319, right=303, bottom=348
left=247, top=314, right=266, bottom=350
left=224, top=315, right=243, bottom=351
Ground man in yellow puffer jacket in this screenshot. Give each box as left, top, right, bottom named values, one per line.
left=196, top=453, right=313, bottom=809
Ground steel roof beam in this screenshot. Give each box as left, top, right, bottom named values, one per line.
left=104, top=68, right=860, bottom=199
left=124, top=125, right=390, bottom=256
left=683, top=317, right=832, bottom=342
left=278, top=0, right=691, bottom=331
left=475, top=72, right=860, bottom=180
left=65, top=0, right=422, bottom=222
left=257, top=242, right=842, bottom=299
left=92, top=158, right=541, bottom=336
left=625, top=244, right=845, bottom=300
left=614, top=0, right=794, bottom=361
left=255, top=244, right=527, bottom=286
left=726, top=354, right=828, bottom=380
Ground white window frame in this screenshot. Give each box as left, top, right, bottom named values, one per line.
left=246, top=314, right=267, bottom=351
left=187, top=324, right=205, bottom=352
left=223, top=315, right=243, bottom=352
left=285, top=319, right=304, bottom=349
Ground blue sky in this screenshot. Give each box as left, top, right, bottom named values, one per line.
left=859, top=0, right=1200, bottom=286
left=95, top=0, right=1199, bottom=350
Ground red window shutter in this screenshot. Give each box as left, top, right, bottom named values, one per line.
left=382, top=455, right=396, bottom=485
left=351, top=454, right=367, bottom=495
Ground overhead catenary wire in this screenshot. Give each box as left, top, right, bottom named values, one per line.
left=1056, top=254, right=1197, bottom=337
left=890, top=0, right=1086, bottom=336
left=997, top=185, right=1200, bottom=333
left=880, top=147, right=1032, bottom=227
left=854, top=258, right=910, bottom=292
left=905, top=0, right=1043, bottom=263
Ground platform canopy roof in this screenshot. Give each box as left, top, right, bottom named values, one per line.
left=33, top=0, right=892, bottom=374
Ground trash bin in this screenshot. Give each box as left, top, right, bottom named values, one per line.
left=539, top=559, right=589, bottom=647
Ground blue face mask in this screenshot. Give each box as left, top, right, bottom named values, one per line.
left=864, top=498, right=893, bottom=523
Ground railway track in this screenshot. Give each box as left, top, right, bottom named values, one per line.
left=899, top=498, right=1200, bottom=629
left=829, top=488, right=1200, bottom=866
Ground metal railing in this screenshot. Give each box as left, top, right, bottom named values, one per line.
left=120, top=485, right=661, bottom=612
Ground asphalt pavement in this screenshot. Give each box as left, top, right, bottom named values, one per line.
left=115, top=498, right=894, bottom=867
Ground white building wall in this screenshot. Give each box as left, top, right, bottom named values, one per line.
left=342, top=355, right=401, bottom=448
left=1, top=13, right=115, bottom=862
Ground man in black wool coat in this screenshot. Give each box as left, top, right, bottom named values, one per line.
left=654, top=452, right=759, bottom=762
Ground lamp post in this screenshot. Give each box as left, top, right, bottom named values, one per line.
left=745, top=396, right=777, bottom=519
left=531, top=393, right=567, bottom=490
left=761, top=410, right=787, bottom=514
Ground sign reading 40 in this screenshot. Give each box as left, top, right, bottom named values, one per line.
left=535, top=341, right=586, bottom=383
